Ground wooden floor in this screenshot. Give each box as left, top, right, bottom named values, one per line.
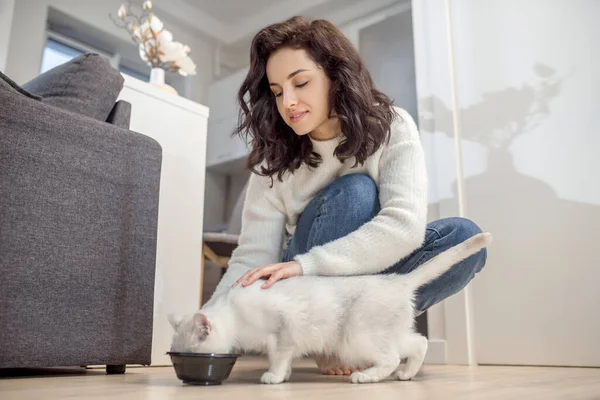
left=1, top=357, right=599, bottom=400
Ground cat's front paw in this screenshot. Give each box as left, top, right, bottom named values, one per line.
left=350, top=371, right=379, bottom=384
left=261, top=371, right=285, bottom=384
left=284, top=367, right=292, bottom=382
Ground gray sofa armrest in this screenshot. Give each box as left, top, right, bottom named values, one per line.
left=106, top=100, right=132, bottom=128
left=0, top=88, right=162, bottom=368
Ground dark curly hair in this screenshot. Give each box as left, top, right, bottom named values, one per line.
left=234, top=16, right=397, bottom=182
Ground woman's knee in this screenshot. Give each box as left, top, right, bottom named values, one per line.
left=430, top=217, right=487, bottom=272
left=431, top=217, right=482, bottom=241
left=454, top=218, right=487, bottom=273
left=317, top=174, right=379, bottom=221
left=415, top=218, right=488, bottom=312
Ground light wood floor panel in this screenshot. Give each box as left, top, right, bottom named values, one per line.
left=1, top=357, right=599, bottom=400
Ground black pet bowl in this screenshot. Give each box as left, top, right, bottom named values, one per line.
left=167, top=352, right=240, bottom=385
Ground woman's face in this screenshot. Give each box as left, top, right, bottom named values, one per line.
left=266, top=47, right=339, bottom=140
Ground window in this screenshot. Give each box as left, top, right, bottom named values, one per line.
left=119, top=65, right=150, bottom=82
left=40, top=38, right=84, bottom=73
left=40, top=33, right=150, bottom=82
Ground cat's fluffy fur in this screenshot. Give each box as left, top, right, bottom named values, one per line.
left=168, top=232, right=492, bottom=384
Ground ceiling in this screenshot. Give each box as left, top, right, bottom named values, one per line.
left=154, top=0, right=404, bottom=46
left=181, top=0, right=285, bottom=26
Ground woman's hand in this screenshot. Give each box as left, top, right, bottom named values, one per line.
left=232, top=261, right=303, bottom=289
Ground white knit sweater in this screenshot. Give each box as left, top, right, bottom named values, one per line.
left=212, top=107, right=428, bottom=297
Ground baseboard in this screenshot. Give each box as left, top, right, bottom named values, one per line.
left=424, top=339, right=447, bottom=364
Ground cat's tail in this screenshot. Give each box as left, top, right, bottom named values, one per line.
left=405, top=232, right=493, bottom=289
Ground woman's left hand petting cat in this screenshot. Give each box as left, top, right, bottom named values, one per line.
left=232, top=261, right=303, bottom=289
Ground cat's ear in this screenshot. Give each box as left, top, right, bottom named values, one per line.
left=193, top=312, right=211, bottom=333
left=167, top=313, right=184, bottom=330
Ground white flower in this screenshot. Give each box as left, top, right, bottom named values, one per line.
left=133, top=16, right=162, bottom=41
left=158, top=29, right=173, bottom=45
left=159, top=40, right=187, bottom=62
left=133, top=21, right=153, bottom=40
left=149, top=14, right=163, bottom=33
left=117, top=4, right=127, bottom=18
left=174, top=56, right=196, bottom=76
left=126, top=7, right=195, bottom=78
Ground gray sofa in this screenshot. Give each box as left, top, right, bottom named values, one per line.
left=0, top=54, right=162, bottom=374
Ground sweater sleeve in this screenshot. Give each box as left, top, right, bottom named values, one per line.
left=294, top=108, right=428, bottom=276
left=210, top=171, right=287, bottom=299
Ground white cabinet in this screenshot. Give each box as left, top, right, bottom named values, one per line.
left=206, top=67, right=250, bottom=171
left=117, top=75, right=208, bottom=366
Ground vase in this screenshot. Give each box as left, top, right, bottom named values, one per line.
left=149, top=68, right=178, bottom=95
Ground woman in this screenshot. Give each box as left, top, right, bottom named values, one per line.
left=210, top=16, right=487, bottom=375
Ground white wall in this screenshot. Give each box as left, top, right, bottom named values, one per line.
left=453, top=0, right=600, bottom=367
left=359, top=10, right=418, bottom=124
left=414, top=0, right=600, bottom=366
left=4, top=0, right=214, bottom=104
left=0, top=0, right=15, bottom=71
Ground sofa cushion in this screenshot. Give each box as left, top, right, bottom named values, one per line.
left=0, top=70, right=42, bottom=100
left=22, top=53, right=124, bottom=122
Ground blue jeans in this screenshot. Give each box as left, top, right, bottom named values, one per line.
left=282, top=174, right=487, bottom=315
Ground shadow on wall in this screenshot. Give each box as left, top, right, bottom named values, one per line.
left=419, top=63, right=600, bottom=364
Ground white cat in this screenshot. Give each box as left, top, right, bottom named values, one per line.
left=168, top=232, right=492, bottom=384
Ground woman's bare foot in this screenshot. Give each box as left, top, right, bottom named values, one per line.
left=314, top=354, right=365, bottom=376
